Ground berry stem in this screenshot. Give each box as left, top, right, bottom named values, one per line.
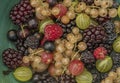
left=20, top=25, right=25, bottom=37
left=71, top=50, right=81, bottom=60
left=56, top=16, right=61, bottom=22
left=73, top=43, right=77, bottom=51
left=31, top=48, right=44, bottom=56
left=62, top=66, right=67, bottom=74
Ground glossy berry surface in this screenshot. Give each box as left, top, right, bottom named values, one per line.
left=68, top=59, right=84, bottom=76
left=7, top=29, right=18, bottom=41
left=46, top=0, right=57, bottom=7
left=43, top=41, right=55, bottom=52
left=41, top=52, right=53, bottom=64
left=27, top=18, right=38, bottom=29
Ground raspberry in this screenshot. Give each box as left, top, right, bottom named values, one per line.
left=41, top=24, right=63, bottom=45
left=93, top=47, right=107, bottom=60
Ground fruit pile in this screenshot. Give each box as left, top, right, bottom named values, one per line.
left=2, top=0, right=120, bottom=83
left=101, top=67, right=120, bottom=83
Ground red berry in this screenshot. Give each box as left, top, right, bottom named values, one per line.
left=93, top=47, right=107, bottom=60
left=41, top=24, right=63, bottom=45
left=41, top=52, right=53, bottom=64
left=48, top=64, right=56, bottom=76
left=54, top=4, right=67, bottom=18
left=68, top=59, right=84, bottom=76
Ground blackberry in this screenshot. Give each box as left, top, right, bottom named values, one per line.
left=79, top=0, right=94, bottom=5
left=102, top=21, right=117, bottom=42
left=81, top=50, right=95, bottom=69
left=95, top=16, right=111, bottom=24
left=58, top=74, right=77, bottom=83
left=83, top=25, right=107, bottom=52
left=2, top=48, right=23, bottom=69
left=102, top=21, right=115, bottom=34
left=110, top=51, right=120, bottom=71
left=32, top=71, right=57, bottom=83
left=102, top=21, right=117, bottom=53
left=99, top=43, right=112, bottom=54
left=24, top=35, right=40, bottom=49
left=10, top=0, right=34, bottom=25
left=90, top=68, right=101, bottom=83
left=15, top=39, right=29, bottom=55
left=100, top=73, right=108, bottom=80
left=57, top=20, right=76, bottom=38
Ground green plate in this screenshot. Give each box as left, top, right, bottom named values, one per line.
left=0, top=0, right=30, bottom=83
left=0, top=0, right=120, bottom=83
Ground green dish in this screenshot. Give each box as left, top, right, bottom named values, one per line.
left=0, top=0, right=120, bottom=83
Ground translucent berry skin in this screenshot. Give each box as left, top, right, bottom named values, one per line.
left=41, top=52, right=53, bottom=64
left=54, top=4, right=67, bottom=18
left=68, top=59, right=84, bottom=76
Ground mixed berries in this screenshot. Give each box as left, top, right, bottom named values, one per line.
left=2, top=0, right=120, bottom=83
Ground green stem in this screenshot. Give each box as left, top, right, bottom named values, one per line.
left=20, top=25, right=25, bottom=37
left=31, top=49, right=44, bottom=56
left=71, top=50, right=81, bottom=60
left=39, top=0, right=44, bottom=6
left=62, top=66, right=67, bottom=74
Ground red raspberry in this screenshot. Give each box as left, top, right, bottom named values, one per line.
left=41, top=24, right=63, bottom=45
left=93, top=47, right=107, bottom=60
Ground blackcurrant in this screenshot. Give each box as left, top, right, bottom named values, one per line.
left=43, top=41, right=55, bottom=52
left=46, top=0, right=57, bottom=7
left=7, top=29, right=18, bottom=41
left=32, top=73, right=40, bottom=83
left=28, top=18, right=38, bottom=29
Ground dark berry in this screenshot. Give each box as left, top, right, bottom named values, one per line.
left=32, top=73, right=40, bottom=83
left=90, top=69, right=101, bottom=83
left=15, top=39, right=28, bottom=55
left=17, top=28, right=30, bottom=39
left=2, top=48, right=23, bottom=69
left=9, top=0, right=34, bottom=25
left=83, top=25, right=107, bottom=52
left=58, top=74, right=77, bottom=83
left=7, top=29, right=18, bottom=41
left=24, top=35, right=40, bottom=49
left=46, top=0, right=57, bottom=7
left=43, top=41, right=55, bottom=52
left=28, top=18, right=38, bottom=29
left=81, top=50, right=95, bottom=69
left=57, top=20, right=76, bottom=38
left=34, top=32, right=44, bottom=41
left=32, top=71, right=57, bottom=83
